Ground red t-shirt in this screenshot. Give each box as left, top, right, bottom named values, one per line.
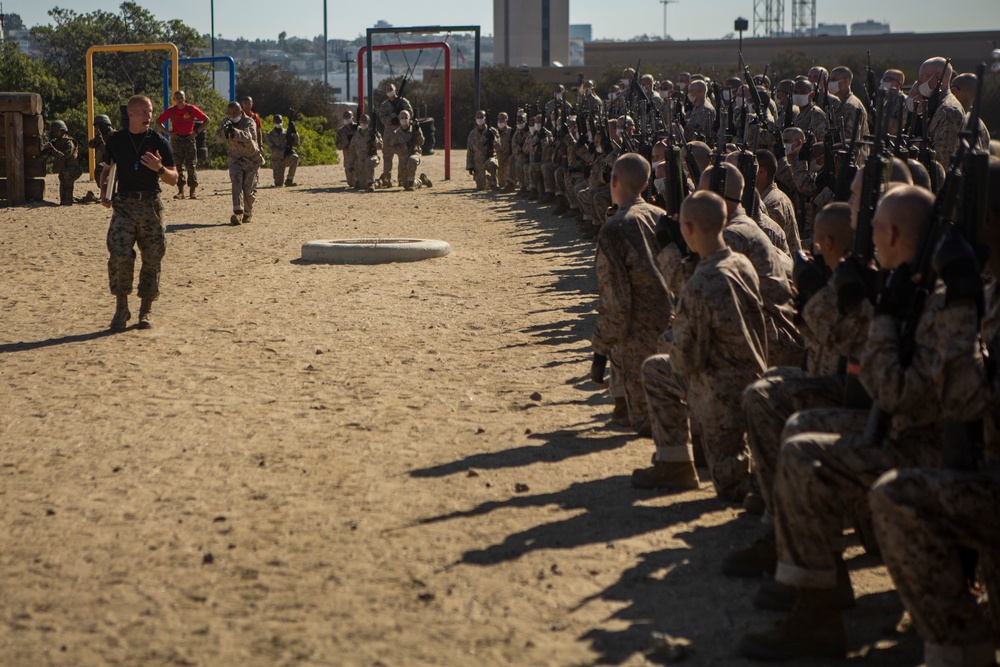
left=157, top=103, right=208, bottom=136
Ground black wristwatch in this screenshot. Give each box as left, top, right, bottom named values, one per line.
left=157, top=165, right=165, bottom=175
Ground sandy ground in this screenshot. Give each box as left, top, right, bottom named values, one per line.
left=0, top=151, right=923, bottom=666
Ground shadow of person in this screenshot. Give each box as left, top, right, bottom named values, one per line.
left=0, top=329, right=116, bottom=354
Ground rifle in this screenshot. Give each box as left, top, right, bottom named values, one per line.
left=835, top=89, right=892, bottom=409
left=484, top=106, right=496, bottom=158
left=864, top=51, right=878, bottom=117
left=738, top=53, right=765, bottom=215
left=285, top=108, right=298, bottom=157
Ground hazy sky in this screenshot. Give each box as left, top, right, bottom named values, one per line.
left=9, top=0, right=1000, bottom=43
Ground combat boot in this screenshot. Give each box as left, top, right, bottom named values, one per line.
left=285, top=178, right=297, bottom=186
left=137, top=298, right=153, bottom=330
left=738, top=587, right=847, bottom=661
left=230, top=212, right=242, bottom=225
left=188, top=186, right=198, bottom=200
left=611, top=396, right=628, bottom=420
left=174, top=185, right=185, bottom=200
left=753, top=557, right=856, bottom=612
left=721, top=529, right=777, bottom=578
left=631, top=461, right=700, bottom=491
left=110, top=295, right=130, bottom=332
left=420, top=173, right=433, bottom=188
left=242, top=211, right=253, bottom=224
left=553, top=195, right=569, bottom=215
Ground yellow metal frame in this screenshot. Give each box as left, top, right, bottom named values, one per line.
left=85, top=43, right=179, bottom=181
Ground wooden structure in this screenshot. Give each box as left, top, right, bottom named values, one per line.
left=0, top=92, right=46, bottom=205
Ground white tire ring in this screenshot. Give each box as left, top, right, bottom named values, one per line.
left=301, top=238, right=451, bottom=264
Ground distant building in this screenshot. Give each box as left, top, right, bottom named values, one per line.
left=570, top=24, right=593, bottom=42
left=851, top=20, right=890, bottom=36
left=813, top=23, right=848, bottom=37
left=494, top=0, right=569, bottom=67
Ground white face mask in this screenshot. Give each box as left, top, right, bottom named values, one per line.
left=880, top=81, right=893, bottom=91
left=609, top=92, right=618, bottom=101
left=517, top=122, right=526, bottom=130
left=584, top=87, right=593, bottom=95
left=783, top=143, right=795, bottom=155
left=679, top=82, right=688, bottom=91
left=534, top=123, right=542, bottom=132
left=918, top=79, right=935, bottom=98
left=643, top=85, right=652, bottom=94
left=400, top=119, right=410, bottom=128
left=476, top=118, right=485, bottom=126
left=723, top=89, right=732, bottom=102
left=387, top=91, right=396, bottom=99
left=615, top=128, right=623, bottom=137
left=906, top=96, right=917, bottom=112
left=342, top=117, right=352, bottom=127
left=654, top=177, right=666, bottom=194
left=555, top=93, right=563, bottom=100
left=687, top=93, right=697, bottom=104
left=792, top=93, right=810, bottom=107
left=498, top=121, right=507, bottom=129
left=596, top=145, right=604, bottom=154
left=827, top=79, right=840, bottom=95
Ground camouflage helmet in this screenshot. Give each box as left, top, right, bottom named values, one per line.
left=50, top=120, right=68, bottom=132
left=94, top=115, right=112, bottom=126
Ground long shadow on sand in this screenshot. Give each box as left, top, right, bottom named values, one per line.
left=0, top=329, right=116, bottom=354
left=417, top=474, right=719, bottom=568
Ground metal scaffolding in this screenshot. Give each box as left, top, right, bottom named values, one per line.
left=753, top=0, right=784, bottom=38
left=790, top=0, right=816, bottom=37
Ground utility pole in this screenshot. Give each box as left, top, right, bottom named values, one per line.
left=341, top=55, right=354, bottom=102
left=660, top=0, right=679, bottom=41
left=210, top=0, right=215, bottom=88
left=323, top=0, right=328, bottom=86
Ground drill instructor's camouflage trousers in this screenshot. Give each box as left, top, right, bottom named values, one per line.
left=871, top=467, right=1000, bottom=667
left=172, top=134, right=198, bottom=189
left=642, top=353, right=753, bottom=500
left=773, top=431, right=942, bottom=590
left=58, top=168, right=82, bottom=205
left=470, top=155, right=498, bottom=190
left=107, top=196, right=166, bottom=300
left=229, top=163, right=258, bottom=214
left=742, top=368, right=844, bottom=511
left=271, top=154, right=299, bottom=186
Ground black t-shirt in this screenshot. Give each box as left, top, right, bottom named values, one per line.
left=104, top=129, right=175, bottom=193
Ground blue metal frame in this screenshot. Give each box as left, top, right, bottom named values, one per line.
left=161, top=55, right=236, bottom=115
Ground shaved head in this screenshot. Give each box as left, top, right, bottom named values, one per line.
left=698, top=162, right=744, bottom=205
left=873, top=186, right=935, bottom=267
left=612, top=153, right=651, bottom=197
left=684, top=141, right=712, bottom=172
left=681, top=190, right=728, bottom=236
left=815, top=203, right=855, bottom=250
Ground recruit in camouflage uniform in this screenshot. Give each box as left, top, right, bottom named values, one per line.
left=511, top=116, right=530, bottom=193
left=348, top=117, right=381, bottom=191
left=592, top=197, right=672, bottom=434
left=466, top=115, right=500, bottom=190
left=642, top=246, right=768, bottom=500
left=336, top=112, right=358, bottom=188
left=760, top=182, right=800, bottom=254
left=738, top=284, right=982, bottom=660
left=215, top=105, right=264, bottom=224
left=495, top=115, right=515, bottom=190
left=88, top=115, right=114, bottom=192
left=377, top=87, right=413, bottom=185
left=742, top=283, right=873, bottom=516
left=385, top=113, right=426, bottom=190
left=527, top=120, right=552, bottom=198
left=794, top=99, right=830, bottom=143
left=265, top=116, right=300, bottom=187
left=685, top=99, right=716, bottom=144
left=41, top=121, right=82, bottom=206
left=926, top=89, right=966, bottom=167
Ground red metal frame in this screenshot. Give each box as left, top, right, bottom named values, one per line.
left=358, top=42, right=452, bottom=180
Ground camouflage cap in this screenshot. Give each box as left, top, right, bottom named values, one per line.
left=50, top=120, right=68, bottom=132
left=94, top=115, right=112, bottom=126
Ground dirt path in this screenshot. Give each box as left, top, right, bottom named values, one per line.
left=0, top=152, right=919, bottom=666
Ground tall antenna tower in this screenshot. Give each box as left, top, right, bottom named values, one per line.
left=790, top=0, right=816, bottom=37
left=753, top=0, right=784, bottom=38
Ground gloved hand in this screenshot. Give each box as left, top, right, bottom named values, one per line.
left=792, top=251, right=830, bottom=310
left=831, top=255, right=877, bottom=315
left=874, top=262, right=914, bottom=319
left=933, top=224, right=984, bottom=317
left=773, top=137, right=785, bottom=159
left=654, top=213, right=690, bottom=257
left=590, top=353, right=608, bottom=386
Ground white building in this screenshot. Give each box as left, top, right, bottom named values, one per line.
left=851, top=20, right=891, bottom=36
left=494, top=0, right=569, bottom=67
